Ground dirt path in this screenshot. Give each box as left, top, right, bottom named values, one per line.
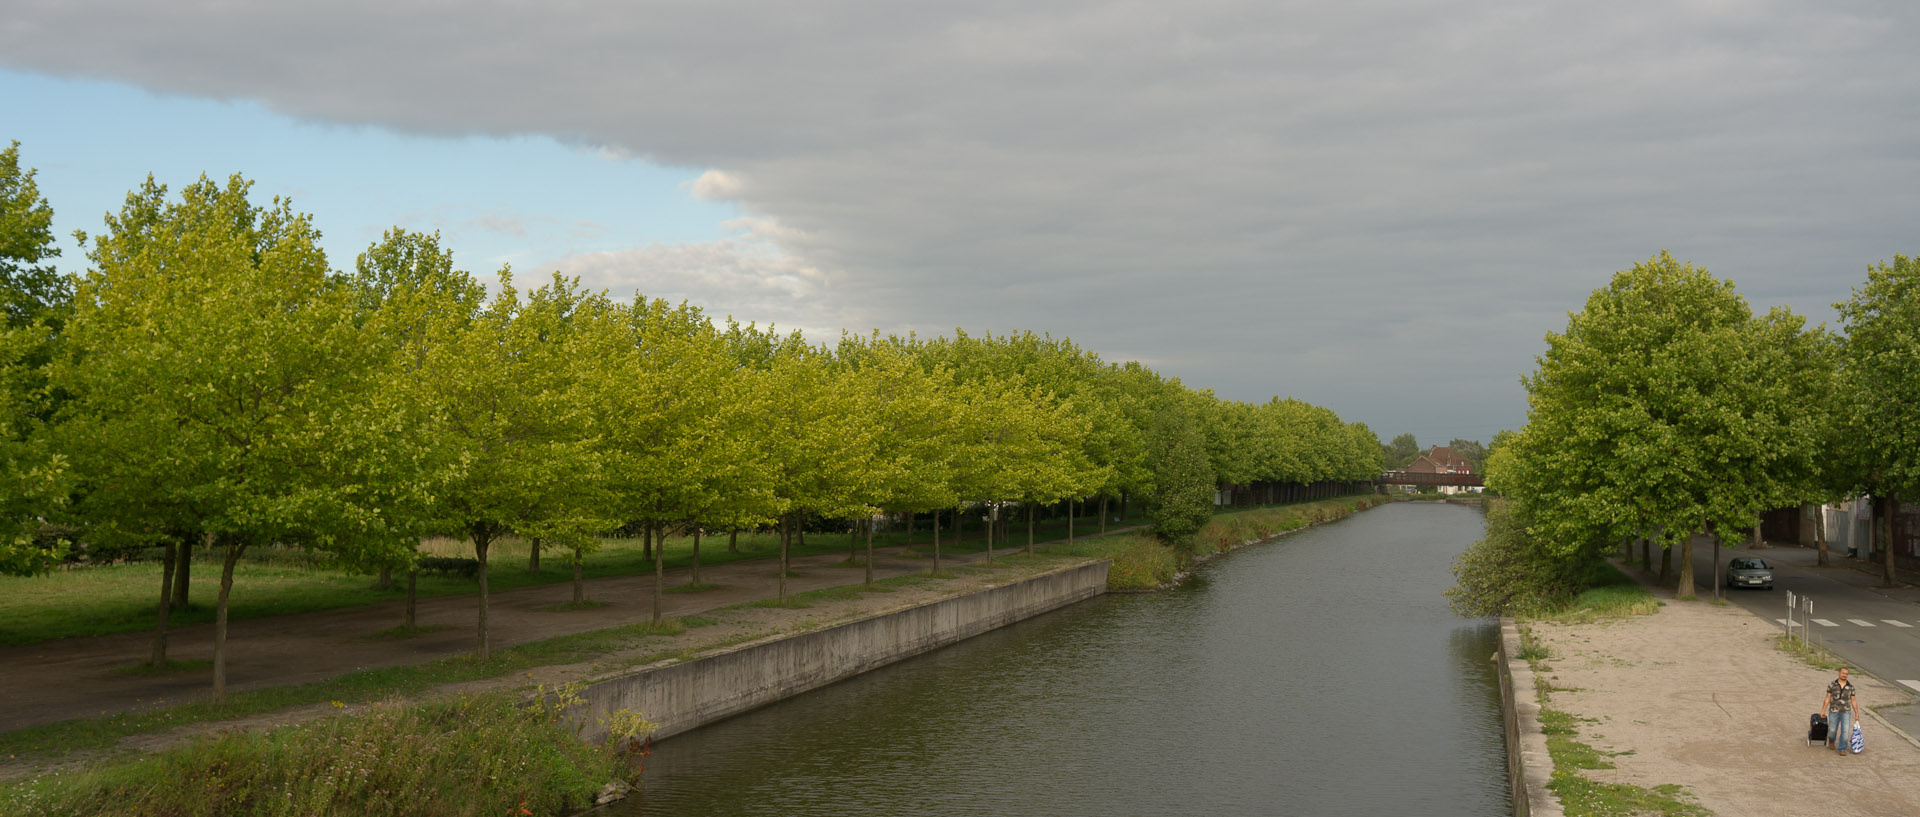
left=0, top=537, right=1123, bottom=735
left=1529, top=566, right=1920, bottom=816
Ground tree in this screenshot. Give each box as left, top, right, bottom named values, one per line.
left=61, top=174, right=377, bottom=699
left=1446, top=438, right=1488, bottom=475
left=1383, top=433, right=1420, bottom=470
left=1490, top=251, right=1828, bottom=599
left=1145, top=397, right=1214, bottom=548
left=1836, top=254, right=1920, bottom=585
left=0, top=141, right=71, bottom=577
left=0, top=141, right=67, bottom=330
left=411, top=271, right=602, bottom=658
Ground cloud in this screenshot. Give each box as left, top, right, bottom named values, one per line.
left=688, top=169, right=743, bottom=202
left=543, top=216, right=849, bottom=336
left=5, top=0, right=1917, bottom=438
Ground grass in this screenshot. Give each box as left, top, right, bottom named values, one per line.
left=0, top=689, right=633, bottom=817
left=1535, top=562, right=1661, bottom=623
left=1774, top=633, right=1848, bottom=671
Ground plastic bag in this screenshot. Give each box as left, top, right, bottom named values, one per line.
left=1850, top=721, right=1865, bottom=753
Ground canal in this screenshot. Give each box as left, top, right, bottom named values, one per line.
left=612, top=501, right=1506, bottom=816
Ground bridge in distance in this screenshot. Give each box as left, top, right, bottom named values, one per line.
left=1376, top=470, right=1484, bottom=488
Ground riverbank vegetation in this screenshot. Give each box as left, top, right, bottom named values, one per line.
left=2, top=689, right=642, bottom=817
left=1059, top=495, right=1390, bottom=590
left=1452, top=250, right=1920, bottom=614
left=0, top=145, right=1385, bottom=705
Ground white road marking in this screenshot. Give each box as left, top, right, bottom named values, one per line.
left=1777, top=618, right=1793, bottom=626
left=1813, top=618, right=1839, bottom=627
left=1901, top=680, right=1920, bottom=694
left=1884, top=620, right=1914, bottom=628
left=1848, top=619, right=1876, bottom=627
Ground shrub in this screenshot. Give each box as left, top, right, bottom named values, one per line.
left=1107, top=538, right=1179, bottom=590
left=1446, top=499, right=1606, bottom=617
left=4, top=690, right=636, bottom=817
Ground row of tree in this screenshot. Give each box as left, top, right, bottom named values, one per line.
left=0, top=145, right=1386, bottom=699
left=1464, top=250, right=1920, bottom=611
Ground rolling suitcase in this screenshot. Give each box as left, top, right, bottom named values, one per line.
left=1808, top=713, right=1828, bottom=746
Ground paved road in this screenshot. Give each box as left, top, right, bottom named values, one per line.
left=1676, top=539, right=1920, bottom=740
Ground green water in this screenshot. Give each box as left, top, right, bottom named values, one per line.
left=613, top=501, right=1506, bottom=816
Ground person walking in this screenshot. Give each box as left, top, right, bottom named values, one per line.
left=1822, top=667, right=1861, bottom=755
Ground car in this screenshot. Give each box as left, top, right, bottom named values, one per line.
left=1726, top=557, right=1774, bottom=590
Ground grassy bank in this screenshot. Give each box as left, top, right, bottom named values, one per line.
left=2, top=690, right=642, bottom=817
left=1051, top=494, right=1390, bottom=590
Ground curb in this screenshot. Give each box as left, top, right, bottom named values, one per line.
left=1498, top=617, right=1563, bottom=817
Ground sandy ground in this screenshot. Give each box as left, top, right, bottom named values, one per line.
left=1531, top=566, right=1920, bottom=817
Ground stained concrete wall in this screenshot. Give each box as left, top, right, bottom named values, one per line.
left=576, top=561, right=1110, bottom=742
left=1497, top=617, right=1561, bottom=817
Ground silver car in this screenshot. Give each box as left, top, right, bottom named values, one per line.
left=1726, top=557, right=1774, bottom=590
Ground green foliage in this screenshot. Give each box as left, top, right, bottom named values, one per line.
left=1383, top=432, right=1420, bottom=469
left=1836, top=253, right=1920, bottom=499
left=0, top=141, right=67, bottom=329
left=1106, top=535, right=1180, bottom=589
left=1492, top=251, right=1830, bottom=562
left=1447, top=499, right=1610, bottom=617
left=2, top=691, right=625, bottom=817
left=1145, top=400, right=1215, bottom=547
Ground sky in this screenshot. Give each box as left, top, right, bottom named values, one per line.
left=4, top=1, right=1917, bottom=447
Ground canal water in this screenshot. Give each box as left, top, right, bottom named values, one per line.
left=612, top=501, right=1506, bottom=816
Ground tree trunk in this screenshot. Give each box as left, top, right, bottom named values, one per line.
left=1068, top=498, right=1075, bottom=544
left=849, top=524, right=858, bottom=561
left=572, top=548, right=585, bottom=604
left=985, top=504, right=994, bottom=564
left=798, top=523, right=806, bottom=548
left=378, top=564, right=392, bottom=590
left=1099, top=495, right=1109, bottom=534
left=778, top=515, right=790, bottom=602
left=150, top=539, right=176, bottom=667
left=642, top=524, right=653, bottom=561
left=1660, top=541, right=1672, bottom=585
left=729, top=528, right=739, bottom=553
left=171, top=536, right=193, bottom=611
left=864, top=517, right=874, bottom=586
left=931, top=508, right=941, bottom=576
left=691, top=526, right=703, bottom=587
left=905, top=512, right=916, bottom=552
left=1119, top=491, right=1128, bottom=520
left=1712, top=535, right=1723, bottom=602
left=1884, top=492, right=1900, bottom=588
left=212, top=534, right=247, bottom=704
left=1621, top=537, right=1632, bottom=560
left=528, top=537, right=541, bottom=573
left=1676, top=533, right=1695, bottom=599
left=653, top=523, right=665, bottom=624
left=473, top=525, right=493, bottom=660
left=1815, top=503, right=1829, bottom=567
left=405, top=569, right=417, bottom=629
left=1027, top=503, right=1035, bottom=554
left=1750, top=524, right=1763, bottom=550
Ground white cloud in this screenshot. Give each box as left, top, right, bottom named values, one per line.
left=544, top=215, right=848, bottom=337
left=688, top=169, right=744, bottom=202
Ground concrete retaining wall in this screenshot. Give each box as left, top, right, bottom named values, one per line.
left=576, top=561, right=1110, bottom=742
left=1497, top=617, right=1561, bottom=817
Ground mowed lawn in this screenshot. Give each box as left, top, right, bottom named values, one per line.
left=0, top=512, right=1134, bottom=646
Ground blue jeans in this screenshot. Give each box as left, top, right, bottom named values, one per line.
left=1829, top=711, right=1854, bottom=753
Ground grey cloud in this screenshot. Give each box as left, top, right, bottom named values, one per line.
left=6, top=0, right=1918, bottom=439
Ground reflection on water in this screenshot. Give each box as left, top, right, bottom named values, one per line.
left=611, top=502, right=1506, bottom=817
